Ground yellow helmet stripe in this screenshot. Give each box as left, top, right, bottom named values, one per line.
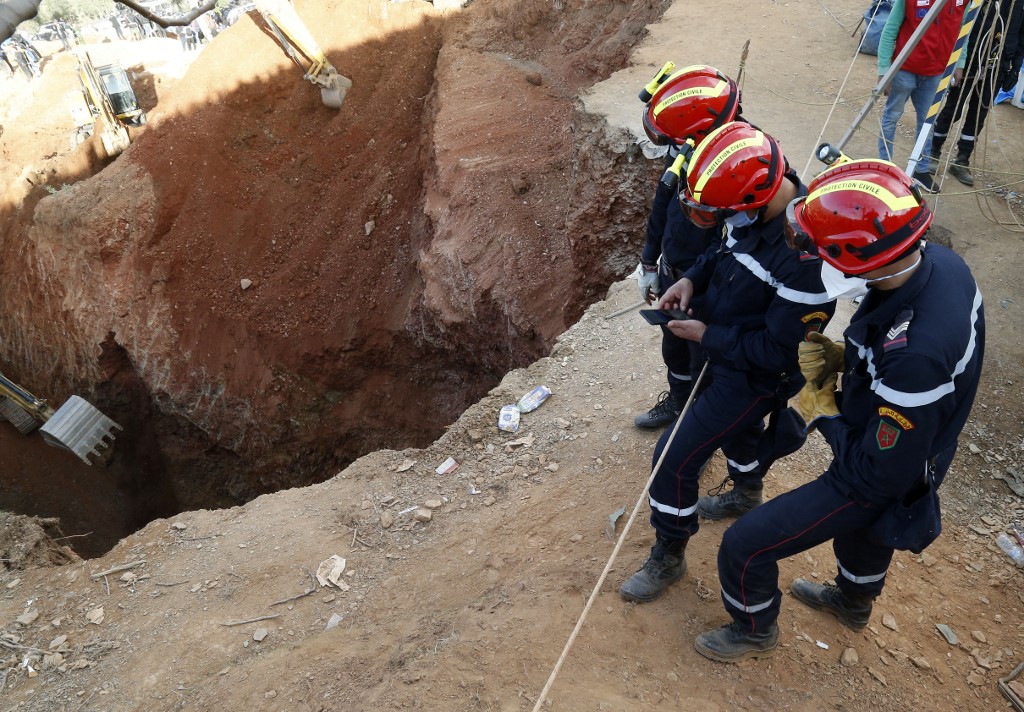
left=807, top=179, right=919, bottom=212
left=660, top=64, right=714, bottom=86
left=690, top=132, right=764, bottom=202
left=653, top=80, right=728, bottom=117
left=688, top=123, right=729, bottom=170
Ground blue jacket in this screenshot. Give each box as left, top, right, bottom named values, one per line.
left=683, top=175, right=837, bottom=396
left=819, top=244, right=985, bottom=505
left=642, top=156, right=720, bottom=273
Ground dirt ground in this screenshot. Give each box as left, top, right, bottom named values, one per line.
left=1, top=0, right=1024, bottom=709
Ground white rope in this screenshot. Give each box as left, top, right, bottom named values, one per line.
left=922, top=0, right=1022, bottom=229
left=530, top=362, right=709, bottom=712
left=799, top=0, right=885, bottom=181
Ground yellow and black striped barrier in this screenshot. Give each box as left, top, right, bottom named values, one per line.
left=906, top=0, right=984, bottom=175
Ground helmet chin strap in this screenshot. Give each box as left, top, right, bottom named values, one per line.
left=865, top=253, right=922, bottom=287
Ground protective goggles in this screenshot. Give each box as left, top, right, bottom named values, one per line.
left=642, top=109, right=674, bottom=146
left=784, top=198, right=817, bottom=254
left=678, top=192, right=738, bottom=229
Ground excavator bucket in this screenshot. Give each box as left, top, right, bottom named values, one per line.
left=319, top=72, right=352, bottom=109
left=0, top=371, right=121, bottom=464
left=39, top=395, right=122, bottom=465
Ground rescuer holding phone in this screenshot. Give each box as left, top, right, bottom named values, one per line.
left=619, top=122, right=836, bottom=603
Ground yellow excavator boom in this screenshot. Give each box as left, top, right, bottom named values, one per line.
left=253, top=0, right=351, bottom=108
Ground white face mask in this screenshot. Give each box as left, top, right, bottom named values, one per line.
left=820, top=262, right=869, bottom=300
left=724, top=210, right=758, bottom=228
left=820, top=254, right=923, bottom=300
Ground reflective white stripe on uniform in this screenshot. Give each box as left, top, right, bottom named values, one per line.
left=848, top=285, right=982, bottom=408
left=730, top=251, right=834, bottom=306
left=669, top=371, right=693, bottom=382
left=727, top=458, right=759, bottom=473
left=649, top=494, right=697, bottom=517
left=721, top=587, right=775, bottom=613
left=838, top=560, right=887, bottom=584
left=723, top=225, right=830, bottom=305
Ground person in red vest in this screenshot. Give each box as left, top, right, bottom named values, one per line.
left=877, top=0, right=969, bottom=194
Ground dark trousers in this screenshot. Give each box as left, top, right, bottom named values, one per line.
left=648, top=368, right=772, bottom=541
left=933, top=64, right=997, bottom=161
left=717, top=473, right=894, bottom=634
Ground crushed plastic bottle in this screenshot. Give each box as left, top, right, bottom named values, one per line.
left=1010, top=523, right=1024, bottom=548
left=517, top=386, right=551, bottom=413
left=996, top=532, right=1024, bottom=566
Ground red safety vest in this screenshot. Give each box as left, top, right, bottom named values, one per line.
left=894, top=0, right=968, bottom=76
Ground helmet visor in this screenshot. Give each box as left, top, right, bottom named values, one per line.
left=679, top=192, right=732, bottom=229
left=642, top=109, right=672, bottom=146
left=784, top=198, right=818, bottom=254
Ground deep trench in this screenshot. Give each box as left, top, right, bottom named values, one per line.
left=0, top=0, right=664, bottom=560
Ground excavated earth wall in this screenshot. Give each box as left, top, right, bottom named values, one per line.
left=0, top=0, right=665, bottom=555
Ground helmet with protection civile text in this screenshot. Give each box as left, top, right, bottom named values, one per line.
left=678, top=122, right=785, bottom=228
left=641, top=65, right=741, bottom=146
left=786, top=159, right=932, bottom=275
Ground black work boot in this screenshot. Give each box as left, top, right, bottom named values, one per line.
left=912, top=170, right=940, bottom=194
left=694, top=622, right=779, bottom=663
left=634, top=391, right=683, bottom=429
left=790, top=578, right=873, bottom=631
left=949, top=149, right=974, bottom=186
left=619, top=537, right=687, bottom=603
left=697, top=483, right=763, bottom=520
left=926, top=148, right=941, bottom=175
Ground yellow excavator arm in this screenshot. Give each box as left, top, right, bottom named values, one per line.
left=253, top=0, right=352, bottom=108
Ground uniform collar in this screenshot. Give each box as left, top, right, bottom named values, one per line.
left=728, top=175, right=806, bottom=246
left=851, top=246, right=933, bottom=329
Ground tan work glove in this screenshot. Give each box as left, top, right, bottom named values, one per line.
left=798, top=331, right=846, bottom=386
left=797, top=372, right=840, bottom=432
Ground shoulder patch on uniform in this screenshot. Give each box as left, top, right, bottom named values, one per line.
left=801, top=311, right=829, bottom=324
left=878, top=407, right=914, bottom=430
left=883, top=307, right=914, bottom=352
left=876, top=420, right=900, bottom=450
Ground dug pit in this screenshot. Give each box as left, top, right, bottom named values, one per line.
left=0, top=0, right=664, bottom=557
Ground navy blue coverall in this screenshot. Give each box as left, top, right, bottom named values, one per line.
left=641, top=154, right=720, bottom=403
left=647, top=174, right=836, bottom=541
left=717, top=243, right=984, bottom=634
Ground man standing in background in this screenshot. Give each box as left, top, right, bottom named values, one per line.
left=930, top=0, right=1024, bottom=185
left=877, top=0, right=970, bottom=193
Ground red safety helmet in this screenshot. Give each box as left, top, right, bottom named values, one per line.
left=679, top=122, right=784, bottom=228
left=642, top=65, right=740, bottom=146
left=786, top=159, right=932, bottom=275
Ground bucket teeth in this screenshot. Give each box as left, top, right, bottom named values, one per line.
left=39, top=396, right=122, bottom=465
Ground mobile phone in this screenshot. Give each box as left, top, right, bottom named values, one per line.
left=639, top=309, right=691, bottom=326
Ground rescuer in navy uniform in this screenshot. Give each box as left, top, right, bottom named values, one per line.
left=619, top=122, right=836, bottom=604
left=632, top=65, right=739, bottom=431
left=694, top=158, right=985, bottom=662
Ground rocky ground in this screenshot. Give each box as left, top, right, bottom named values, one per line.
left=1, top=282, right=1023, bottom=711
left=1, top=0, right=1024, bottom=709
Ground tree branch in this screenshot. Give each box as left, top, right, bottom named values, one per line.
left=0, top=0, right=42, bottom=43
left=114, top=0, right=221, bottom=28
left=1, top=0, right=225, bottom=42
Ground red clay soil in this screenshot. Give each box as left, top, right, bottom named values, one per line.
left=0, top=0, right=665, bottom=553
